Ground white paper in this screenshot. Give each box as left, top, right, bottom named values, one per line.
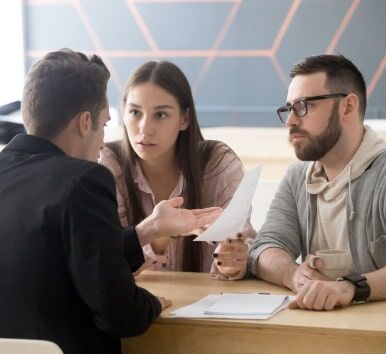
left=194, top=165, right=262, bottom=242
left=204, top=293, right=290, bottom=315
left=171, top=295, right=219, bottom=318
left=171, top=292, right=293, bottom=320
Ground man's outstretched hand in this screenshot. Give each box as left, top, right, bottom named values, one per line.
left=136, top=197, right=222, bottom=246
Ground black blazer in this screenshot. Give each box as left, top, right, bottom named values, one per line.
left=0, top=135, right=161, bottom=354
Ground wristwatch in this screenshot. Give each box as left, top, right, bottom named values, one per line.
left=337, top=273, right=371, bottom=303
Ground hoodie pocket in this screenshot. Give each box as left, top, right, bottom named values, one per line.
left=369, top=235, right=386, bottom=268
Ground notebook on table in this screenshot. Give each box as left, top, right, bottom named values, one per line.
left=172, top=292, right=294, bottom=320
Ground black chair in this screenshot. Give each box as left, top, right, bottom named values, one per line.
left=0, top=101, right=25, bottom=144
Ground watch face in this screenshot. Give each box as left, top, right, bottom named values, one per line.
left=343, top=273, right=371, bottom=303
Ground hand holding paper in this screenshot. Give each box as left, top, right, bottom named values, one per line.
left=212, top=239, right=248, bottom=280
left=195, top=165, right=262, bottom=242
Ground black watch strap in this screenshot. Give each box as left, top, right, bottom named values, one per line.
left=340, top=273, right=371, bottom=303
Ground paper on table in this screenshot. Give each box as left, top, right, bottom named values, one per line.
left=171, top=294, right=219, bottom=318
left=194, top=165, right=262, bottom=242
left=204, top=293, right=291, bottom=316
left=171, top=292, right=293, bottom=320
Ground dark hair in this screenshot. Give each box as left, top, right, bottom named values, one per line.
left=109, top=61, right=233, bottom=272
left=290, top=54, right=366, bottom=119
left=22, top=48, right=110, bottom=138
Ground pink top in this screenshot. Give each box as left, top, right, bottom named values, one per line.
left=99, top=144, right=255, bottom=274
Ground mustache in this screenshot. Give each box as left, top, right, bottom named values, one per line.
left=289, top=127, right=310, bottom=137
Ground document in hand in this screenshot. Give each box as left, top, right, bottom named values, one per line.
left=194, top=165, right=262, bottom=242
left=171, top=292, right=293, bottom=320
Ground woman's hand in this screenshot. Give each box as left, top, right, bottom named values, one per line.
left=211, top=236, right=249, bottom=280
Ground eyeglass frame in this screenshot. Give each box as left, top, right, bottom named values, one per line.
left=276, top=93, right=348, bottom=124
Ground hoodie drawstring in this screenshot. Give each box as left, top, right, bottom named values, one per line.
left=348, top=164, right=355, bottom=220
left=305, top=183, right=311, bottom=256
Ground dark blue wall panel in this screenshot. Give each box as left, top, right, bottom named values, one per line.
left=24, top=0, right=386, bottom=127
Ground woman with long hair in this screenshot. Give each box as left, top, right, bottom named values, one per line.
left=99, top=61, right=254, bottom=279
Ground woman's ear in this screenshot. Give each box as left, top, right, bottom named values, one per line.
left=78, top=111, right=92, bottom=137
left=180, top=108, right=191, bottom=131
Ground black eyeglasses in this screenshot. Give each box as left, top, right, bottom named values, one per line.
left=276, top=93, right=348, bottom=124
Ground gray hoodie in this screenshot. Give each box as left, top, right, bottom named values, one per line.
left=306, top=126, right=386, bottom=273
left=249, top=126, right=386, bottom=276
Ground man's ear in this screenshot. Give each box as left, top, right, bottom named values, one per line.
left=180, top=108, right=191, bottom=131
left=342, top=93, right=359, bottom=121
left=78, top=111, right=92, bottom=137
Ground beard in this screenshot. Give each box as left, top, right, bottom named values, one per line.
left=289, top=102, right=342, bottom=161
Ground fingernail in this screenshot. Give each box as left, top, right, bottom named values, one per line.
left=213, top=253, right=218, bottom=258
left=217, top=261, right=222, bottom=266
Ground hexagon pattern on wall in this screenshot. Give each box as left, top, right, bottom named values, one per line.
left=25, top=0, right=386, bottom=126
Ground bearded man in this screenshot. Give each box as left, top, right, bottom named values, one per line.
left=216, top=54, right=386, bottom=311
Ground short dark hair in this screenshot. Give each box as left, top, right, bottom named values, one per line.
left=22, top=49, right=110, bottom=138
left=290, top=54, right=367, bottom=119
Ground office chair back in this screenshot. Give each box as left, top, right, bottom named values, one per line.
left=0, top=338, right=63, bottom=354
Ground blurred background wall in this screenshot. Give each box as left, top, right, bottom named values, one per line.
left=24, top=0, right=386, bottom=127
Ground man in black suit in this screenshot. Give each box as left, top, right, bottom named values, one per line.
left=0, top=49, right=220, bottom=354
